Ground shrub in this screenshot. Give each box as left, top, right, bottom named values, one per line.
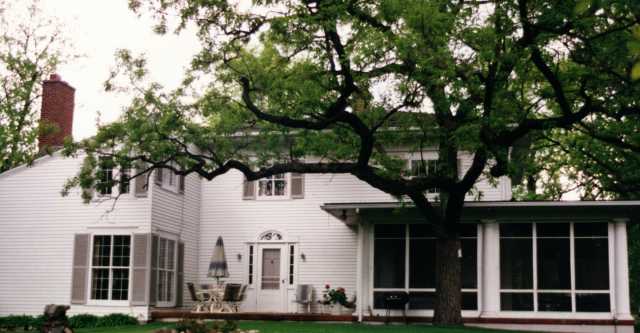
left=0, top=315, right=37, bottom=331
left=175, top=318, right=209, bottom=333
left=95, top=313, right=139, bottom=327
left=220, top=320, right=238, bottom=333
left=68, top=314, right=99, bottom=328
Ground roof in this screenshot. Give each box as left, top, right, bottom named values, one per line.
left=320, top=200, right=640, bottom=225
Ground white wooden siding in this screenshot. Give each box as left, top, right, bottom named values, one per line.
left=0, top=153, right=152, bottom=318
left=198, top=154, right=511, bottom=312
left=150, top=174, right=201, bottom=308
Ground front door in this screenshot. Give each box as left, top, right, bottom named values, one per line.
left=256, top=245, right=286, bottom=312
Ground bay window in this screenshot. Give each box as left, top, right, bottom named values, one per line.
left=500, top=223, right=610, bottom=312
left=373, top=224, right=478, bottom=310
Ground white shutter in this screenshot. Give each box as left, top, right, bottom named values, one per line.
left=130, top=233, right=151, bottom=305
left=70, top=234, right=90, bottom=304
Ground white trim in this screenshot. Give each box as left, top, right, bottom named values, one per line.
left=86, top=233, right=133, bottom=306
left=356, top=224, right=364, bottom=322
left=499, top=222, right=612, bottom=313
left=613, top=220, right=632, bottom=319
left=256, top=173, right=290, bottom=200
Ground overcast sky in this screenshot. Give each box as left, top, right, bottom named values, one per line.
left=40, top=0, right=200, bottom=139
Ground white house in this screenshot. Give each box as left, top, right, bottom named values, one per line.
left=0, top=76, right=637, bottom=333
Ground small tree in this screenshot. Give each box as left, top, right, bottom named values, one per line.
left=67, top=0, right=640, bottom=324
left=0, top=0, right=71, bottom=172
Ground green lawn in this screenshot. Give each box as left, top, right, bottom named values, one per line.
left=72, top=321, right=526, bottom=333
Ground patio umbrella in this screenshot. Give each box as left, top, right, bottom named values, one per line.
left=208, top=236, right=229, bottom=284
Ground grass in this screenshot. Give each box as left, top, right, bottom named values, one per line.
left=69, top=321, right=527, bottom=333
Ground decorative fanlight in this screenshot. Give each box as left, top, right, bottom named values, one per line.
left=259, top=230, right=283, bottom=241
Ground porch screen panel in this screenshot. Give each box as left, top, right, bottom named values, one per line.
left=373, top=224, right=405, bottom=288
left=409, top=224, right=434, bottom=289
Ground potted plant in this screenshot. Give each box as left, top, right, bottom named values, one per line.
left=320, top=285, right=355, bottom=315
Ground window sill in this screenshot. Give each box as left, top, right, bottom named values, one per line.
left=86, top=300, right=131, bottom=307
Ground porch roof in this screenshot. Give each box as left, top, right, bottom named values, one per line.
left=320, top=200, right=640, bottom=225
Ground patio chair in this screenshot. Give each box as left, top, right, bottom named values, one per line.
left=224, top=284, right=248, bottom=312
left=293, top=284, right=313, bottom=313
left=221, top=283, right=242, bottom=312
left=187, top=282, right=210, bottom=313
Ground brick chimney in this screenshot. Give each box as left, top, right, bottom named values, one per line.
left=39, top=74, right=75, bottom=151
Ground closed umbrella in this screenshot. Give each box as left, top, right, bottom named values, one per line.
left=208, top=236, right=229, bottom=285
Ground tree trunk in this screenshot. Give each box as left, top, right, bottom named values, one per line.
left=433, top=235, right=463, bottom=325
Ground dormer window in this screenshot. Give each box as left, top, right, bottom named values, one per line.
left=408, top=159, right=439, bottom=194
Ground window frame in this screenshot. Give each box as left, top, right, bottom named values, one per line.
left=256, top=173, right=289, bottom=200
left=87, top=233, right=132, bottom=306
left=499, top=222, right=612, bottom=313
left=96, top=157, right=133, bottom=198
left=407, top=159, right=439, bottom=194
left=155, top=236, right=178, bottom=308
left=370, top=224, right=480, bottom=312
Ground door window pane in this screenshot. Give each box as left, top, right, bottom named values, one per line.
left=500, top=238, right=533, bottom=289
left=501, top=293, right=533, bottom=311
left=537, top=238, right=570, bottom=290
left=575, top=239, right=609, bottom=290
left=261, top=249, right=281, bottom=290
left=538, top=293, right=571, bottom=312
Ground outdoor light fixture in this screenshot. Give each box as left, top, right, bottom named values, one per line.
left=237, top=253, right=242, bottom=261
left=300, top=253, right=306, bottom=261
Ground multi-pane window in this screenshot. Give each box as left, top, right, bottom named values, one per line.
left=97, top=157, right=114, bottom=196
left=157, top=237, right=177, bottom=304
left=289, top=245, right=295, bottom=285
left=258, top=174, right=287, bottom=197
left=373, top=224, right=478, bottom=310
left=119, top=167, right=130, bottom=194
left=248, top=245, right=254, bottom=285
left=500, top=223, right=610, bottom=312
left=90, top=235, right=131, bottom=301
left=408, top=160, right=438, bottom=193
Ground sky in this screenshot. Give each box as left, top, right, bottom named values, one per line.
left=39, top=0, right=201, bottom=139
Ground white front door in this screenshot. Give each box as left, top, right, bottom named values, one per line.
left=256, top=245, right=286, bottom=312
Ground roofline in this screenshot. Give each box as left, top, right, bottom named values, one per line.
left=0, top=149, right=63, bottom=180
left=320, top=200, right=640, bottom=210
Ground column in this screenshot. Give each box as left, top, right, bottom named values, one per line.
left=481, top=221, right=500, bottom=317
left=356, top=223, right=364, bottom=322
left=614, top=219, right=633, bottom=320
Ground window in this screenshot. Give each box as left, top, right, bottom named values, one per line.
left=97, top=157, right=133, bottom=196
left=499, top=223, right=610, bottom=312
left=373, top=224, right=478, bottom=310
left=408, top=159, right=438, bottom=193
left=119, top=167, right=130, bottom=194
left=97, top=157, right=114, bottom=196
left=289, top=245, right=295, bottom=285
left=248, top=245, right=254, bottom=285
left=90, top=235, right=131, bottom=301
left=156, top=237, right=177, bottom=305
left=156, top=163, right=185, bottom=194
left=258, top=174, right=287, bottom=197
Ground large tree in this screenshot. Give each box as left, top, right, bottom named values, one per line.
left=0, top=0, right=71, bottom=172
left=66, top=0, right=640, bottom=324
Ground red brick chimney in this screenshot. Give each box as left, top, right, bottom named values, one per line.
left=39, top=74, right=75, bottom=151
